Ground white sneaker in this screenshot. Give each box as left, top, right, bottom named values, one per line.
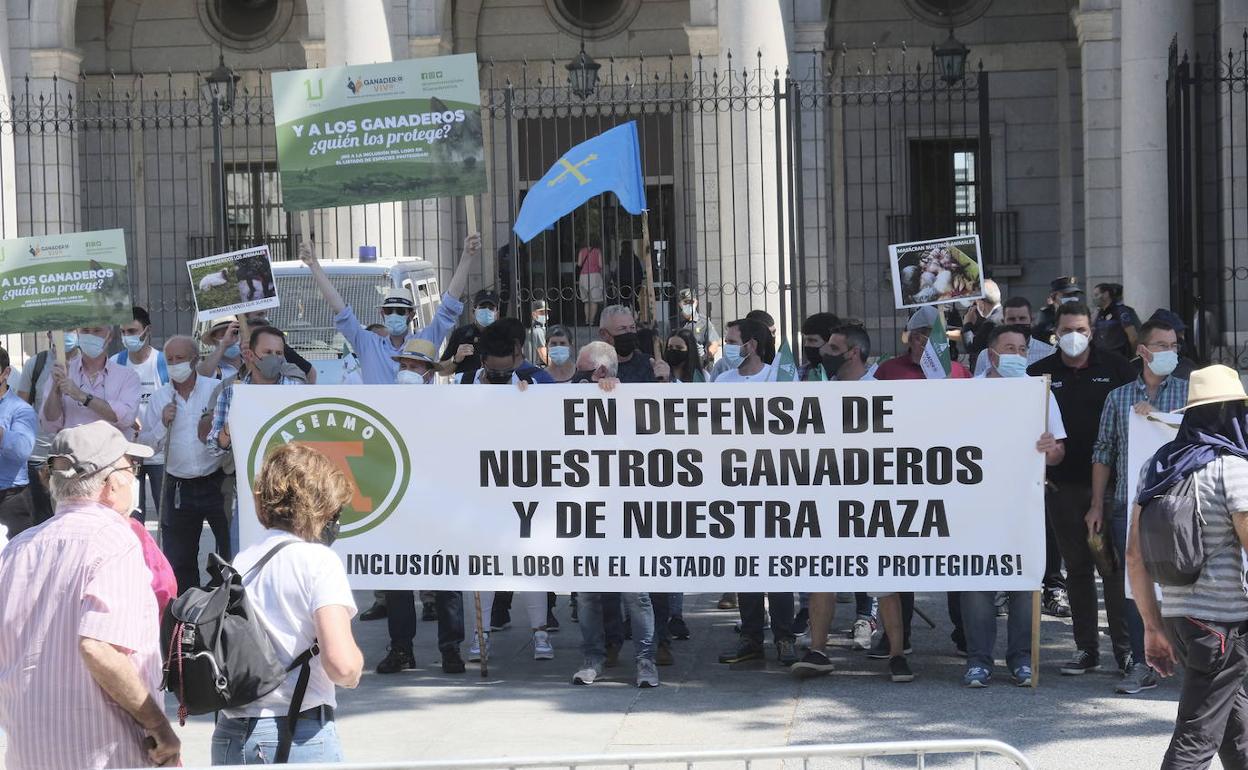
left=852, top=618, right=877, bottom=650
left=534, top=630, right=554, bottom=660
left=573, top=661, right=603, bottom=685
left=468, top=632, right=490, bottom=663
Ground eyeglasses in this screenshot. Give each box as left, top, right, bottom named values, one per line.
left=381, top=307, right=410, bottom=316
left=109, top=459, right=141, bottom=477
left=1145, top=342, right=1182, bottom=353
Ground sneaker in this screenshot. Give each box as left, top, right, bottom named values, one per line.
left=359, top=602, right=388, bottom=622
left=1042, top=588, right=1072, bottom=618
left=534, top=630, right=554, bottom=661
left=963, top=666, right=991, bottom=688
left=719, top=640, right=765, bottom=664
left=655, top=641, right=675, bottom=666
left=851, top=618, right=876, bottom=650
left=791, top=649, right=835, bottom=678
left=490, top=609, right=511, bottom=631
left=636, top=658, right=660, bottom=688
left=573, top=660, right=603, bottom=685
left=605, top=641, right=622, bottom=668
left=867, top=636, right=914, bottom=660
left=421, top=602, right=437, bottom=622
left=545, top=609, right=560, bottom=633
left=668, top=616, right=691, bottom=640
left=792, top=608, right=810, bottom=635
left=717, top=593, right=738, bottom=610
left=441, top=647, right=466, bottom=674
left=468, top=632, right=491, bottom=663
left=1116, top=662, right=1159, bottom=694
left=376, top=646, right=415, bottom=674
left=1012, top=665, right=1033, bottom=687
left=777, top=638, right=800, bottom=666
left=889, top=655, right=915, bottom=683
left=1060, top=650, right=1101, bottom=676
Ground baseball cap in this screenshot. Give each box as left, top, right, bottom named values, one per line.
left=379, top=290, right=415, bottom=310
left=48, top=421, right=153, bottom=479
left=391, top=338, right=437, bottom=365
left=532, top=300, right=549, bottom=312
left=678, top=288, right=695, bottom=301
left=474, top=289, right=500, bottom=307
left=906, top=305, right=940, bottom=332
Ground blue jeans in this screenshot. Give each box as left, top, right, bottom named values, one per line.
left=961, top=590, right=1032, bottom=673
left=1111, top=502, right=1147, bottom=663
left=211, top=714, right=342, bottom=765
left=578, top=592, right=654, bottom=663
left=669, top=593, right=684, bottom=617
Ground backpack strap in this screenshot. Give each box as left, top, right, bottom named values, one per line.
left=156, top=351, right=169, bottom=385
left=275, top=641, right=321, bottom=763
left=116, top=349, right=128, bottom=366
left=240, top=539, right=300, bottom=580
left=25, top=350, right=48, bottom=406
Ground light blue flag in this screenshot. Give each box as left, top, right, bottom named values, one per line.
left=513, top=122, right=646, bottom=242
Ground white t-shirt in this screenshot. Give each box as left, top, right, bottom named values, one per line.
left=714, top=363, right=774, bottom=383
left=114, top=350, right=168, bottom=464
left=221, top=529, right=357, bottom=718
left=975, top=372, right=1067, bottom=439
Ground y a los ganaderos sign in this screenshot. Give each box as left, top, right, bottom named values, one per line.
left=271, top=54, right=485, bottom=211
left=231, top=379, right=1048, bottom=592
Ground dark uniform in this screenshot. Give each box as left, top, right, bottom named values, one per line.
left=1093, top=301, right=1140, bottom=360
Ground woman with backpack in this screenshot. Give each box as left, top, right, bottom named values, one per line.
left=211, top=443, right=363, bottom=765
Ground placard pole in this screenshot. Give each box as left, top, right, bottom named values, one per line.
left=473, top=590, right=488, bottom=678
left=463, top=196, right=477, bottom=235
left=1031, top=374, right=1051, bottom=688
left=51, top=330, right=66, bottom=367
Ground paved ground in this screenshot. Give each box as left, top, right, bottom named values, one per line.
left=150, top=591, right=1192, bottom=769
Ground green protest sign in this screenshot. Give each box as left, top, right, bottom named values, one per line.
left=0, top=229, right=130, bottom=334
left=271, top=54, right=486, bottom=211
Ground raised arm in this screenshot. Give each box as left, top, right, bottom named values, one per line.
left=300, top=241, right=347, bottom=315
left=445, top=234, right=482, bottom=301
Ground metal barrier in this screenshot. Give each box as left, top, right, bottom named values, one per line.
left=191, top=740, right=1036, bottom=770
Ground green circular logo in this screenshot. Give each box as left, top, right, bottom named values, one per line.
left=248, top=397, right=411, bottom=538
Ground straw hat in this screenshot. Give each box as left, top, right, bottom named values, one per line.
left=1177, top=364, right=1248, bottom=411
left=391, top=337, right=437, bottom=365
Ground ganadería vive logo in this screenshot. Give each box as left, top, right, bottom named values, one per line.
left=248, top=398, right=410, bottom=538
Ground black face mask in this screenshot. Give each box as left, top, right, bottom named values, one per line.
left=320, top=515, right=341, bottom=547
left=802, top=346, right=823, bottom=368
left=664, top=350, right=688, bottom=369
left=822, top=351, right=847, bottom=375
left=611, top=332, right=638, bottom=358
left=484, top=367, right=515, bottom=384
left=571, top=370, right=596, bottom=383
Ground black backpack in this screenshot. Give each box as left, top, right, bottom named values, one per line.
left=162, top=541, right=319, bottom=762
left=1138, top=473, right=1206, bottom=586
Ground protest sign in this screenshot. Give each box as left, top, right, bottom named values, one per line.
left=0, top=229, right=130, bottom=334
left=1125, top=410, right=1181, bottom=600
left=187, top=245, right=279, bottom=323
left=271, top=54, right=485, bottom=211
left=231, top=379, right=1047, bottom=592
left=889, top=235, right=985, bottom=309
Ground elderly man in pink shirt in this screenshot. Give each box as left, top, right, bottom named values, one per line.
left=0, top=421, right=179, bottom=769
left=41, top=323, right=141, bottom=438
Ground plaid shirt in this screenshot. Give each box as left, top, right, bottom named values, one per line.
left=1091, top=374, right=1189, bottom=505
left=206, top=373, right=302, bottom=456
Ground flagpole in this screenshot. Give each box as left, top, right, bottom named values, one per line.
left=640, top=210, right=655, bottom=327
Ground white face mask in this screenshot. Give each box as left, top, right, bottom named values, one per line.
left=168, top=361, right=194, bottom=383
left=395, top=369, right=428, bottom=385
left=1058, top=331, right=1090, bottom=358
left=129, top=472, right=143, bottom=514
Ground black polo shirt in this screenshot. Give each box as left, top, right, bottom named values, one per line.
left=1093, top=301, right=1140, bottom=359
left=617, top=352, right=656, bottom=383
left=1028, top=347, right=1135, bottom=485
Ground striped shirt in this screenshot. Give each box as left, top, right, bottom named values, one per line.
left=1147, top=455, right=1248, bottom=621
left=1092, top=375, right=1189, bottom=505
left=0, top=500, right=161, bottom=770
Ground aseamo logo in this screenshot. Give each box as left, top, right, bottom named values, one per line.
left=248, top=398, right=410, bottom=538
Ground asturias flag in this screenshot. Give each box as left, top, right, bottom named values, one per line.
left=513, top=122, right=647, bottom=242
left=918, top=310, right=952, bottom=380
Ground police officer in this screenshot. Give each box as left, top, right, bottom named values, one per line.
left=1033, top=276, right=1084, bottom=346
left=669, top=289, right=721, bottom=368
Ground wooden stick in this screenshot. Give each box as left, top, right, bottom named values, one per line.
left=640, top=211, right=655, bottom=326
left=463, top=196, right=477, bottom=235
left=473, top=590, right=488, bottom=678
left=1032, top=374, right=1051, bottom=688
left=50, top=330, right=66, bottom=367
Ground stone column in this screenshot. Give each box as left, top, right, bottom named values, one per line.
left=15, top=48, right=82, bottom=238
left=1121, top=0, right=1193, bottom=316
left=320, top=0, right=404, bottom=260
left=1074, top=1, right=1121, bottom=293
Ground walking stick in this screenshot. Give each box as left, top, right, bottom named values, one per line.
left=473, top=590, right=488, bottom=678
left=1032, top=375, right=1052, bottom=688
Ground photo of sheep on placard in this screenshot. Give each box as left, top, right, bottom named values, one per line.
left=888, top=234, right=985, bottom=310
left=187, top=245, right=280, bottom=323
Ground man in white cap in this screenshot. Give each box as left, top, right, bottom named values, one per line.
left=874, top=305, right=973, bottom=380
left=300, top=235, right=482, bottom=386
left=0, top=421, right=179, bottom=770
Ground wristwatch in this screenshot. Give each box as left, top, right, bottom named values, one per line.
left=82, top=395, right=94, bottom=408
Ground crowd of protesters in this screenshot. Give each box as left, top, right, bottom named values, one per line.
left=0, top=232, right=1245, bottom=769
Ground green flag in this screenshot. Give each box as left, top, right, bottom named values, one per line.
left=770, top=340, right=798, bottom=382
left=693, top=367, right=706, bottom=383
left=918, top=310, right=952, bottom=379
left=811, top=363, right=828, bottom=382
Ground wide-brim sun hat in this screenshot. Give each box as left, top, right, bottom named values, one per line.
left=1176, top=364, right=1248, bottom=412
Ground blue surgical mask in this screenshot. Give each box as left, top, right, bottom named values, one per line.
left=383, top=314, right=409, bottom=337
left=722, top=343, right=744, bottom=368
left=121, top=334, right=145, bottom=353
left=224, top=343, right=241, bottom=359
left=995, top=353, right=1028, bottom=378
left=1148, top=350, right=1179, bottom=377
left=62, top=332, right=78, bottom=352
left=77, top=333, right=106, bottom=359
left=548, top=346, right=571, bottom=365
left=475, top=308, right=496, bottom=327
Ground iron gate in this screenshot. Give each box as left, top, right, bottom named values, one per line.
left=0, top=50, right=996, bottom=361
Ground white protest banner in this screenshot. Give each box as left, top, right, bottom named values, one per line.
left=889, top=235, right=985, bottom=310
left=186, top=245, right=279, bottom=323
left=1125, top=410, right=1181, bottom=600
left=230, top=378, right=1048, bottom=592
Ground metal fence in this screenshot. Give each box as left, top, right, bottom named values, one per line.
left=0, top=50, right=1001, bottom=359
left=180, top=740, right=1036, bottom=770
